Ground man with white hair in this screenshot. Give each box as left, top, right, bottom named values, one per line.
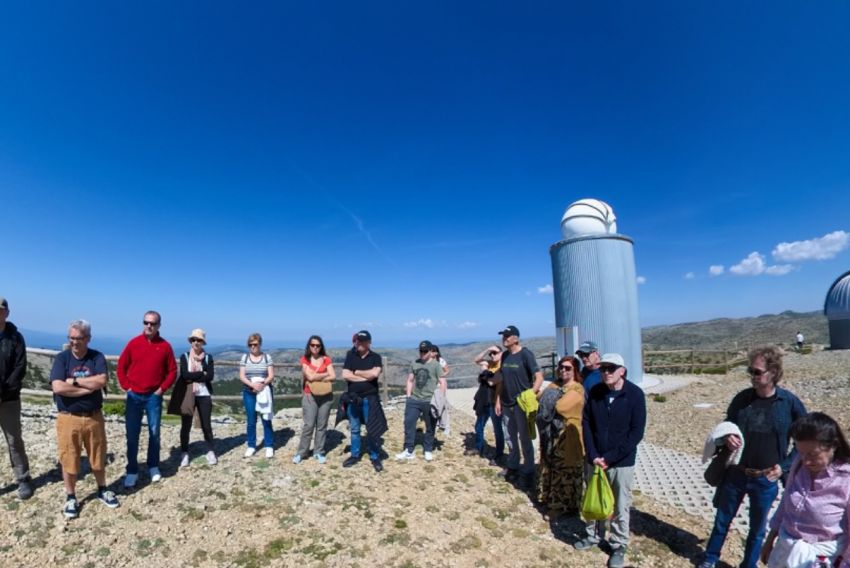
left=50, top=319, right=119, bottom=518
left=575, top=353, right=646, bottom=568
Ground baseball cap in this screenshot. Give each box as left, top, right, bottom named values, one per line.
left=355, top=330, right=372, bottom=342
left=576, top=341, right=599, bottom=355
left=418, top=340, right=434, bottom=352
left=0, top=297, right=7, bottom=310
left=498, top=325, right=520, bottom=338
left=599, top=353, right=626, bottom=368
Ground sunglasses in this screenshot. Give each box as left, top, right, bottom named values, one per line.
left=248, top=343, right=260, bottom=347
left=558, top=365, right=573, bottom=371
left=190, top=338, right=204, bottom=344
left=309, top=344, right=322, bottom=348
left=143, top=320, right=159, bottom=327
left=600, top=365, right=620, bottom=373
left=747, top=367, right=768, bottom=377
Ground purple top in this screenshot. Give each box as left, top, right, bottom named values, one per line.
left=769, top=458, right=850, bottom=565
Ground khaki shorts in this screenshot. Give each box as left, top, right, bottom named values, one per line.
left=56, top=411, right=107, bottom=474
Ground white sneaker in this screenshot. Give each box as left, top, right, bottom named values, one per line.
left=206, top=451, right=217, bottom=465
left=244, top=447, right=256, bottom=458
left=180, top=453, right=190, bottom=468
left=424, top=451, right=434, bottom=462
left=395, top=449, right=415, bottom=461
left=149, top=467, right=162, bottom=482
left=123, top=473, right=138, bottom=488
left=265, top=448, right=274, bottom=458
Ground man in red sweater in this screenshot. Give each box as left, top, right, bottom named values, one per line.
left=117, top=310, right=176, bottom=488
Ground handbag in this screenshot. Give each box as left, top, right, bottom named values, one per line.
left=180, top=383, right=196, bottom=416
left=309, top=380, right=332, bottom=397
left=581, top=465, right=615, bottom=521
left=704, top=444, right=732, bottom=487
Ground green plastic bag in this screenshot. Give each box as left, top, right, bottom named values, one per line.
left=581, top=465, right=615, bottom=521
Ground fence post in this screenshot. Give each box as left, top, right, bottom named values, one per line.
left=381, top=356, right=389, bottom=404
left=723, top=349, right=729, bottom=374
left=690, top=349, right=696, bottom=373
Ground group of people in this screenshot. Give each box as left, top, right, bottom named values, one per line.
left=2, top=295, right=849, bottom=567
left=467, top=328, right=645, bottom=568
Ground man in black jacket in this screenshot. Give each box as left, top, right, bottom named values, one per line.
left=0, top=297, right=33, bottom=499
left=575, top=353, right=646, bottom=568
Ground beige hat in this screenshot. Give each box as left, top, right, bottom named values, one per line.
left=188, top=328, right=207, bottom=344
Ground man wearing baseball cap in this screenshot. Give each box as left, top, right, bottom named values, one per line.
left=395, top=340, right=446, bottom=462
left=0, top=297, right=33, bottom=500
left=494, top=325, right=543, bottom=489
left=575, top=353, right=646, bottom=568
left=342, top=330, right=387, bottom=472
left=576, top=340, right=602, bottom=392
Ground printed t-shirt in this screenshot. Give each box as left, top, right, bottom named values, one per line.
left=410, top=358, right=442, bottom=401
left=50, top=349, right=107, bottom=413
left=740, top=394, right=781, bottom=469
left=343, top=349, right=382, bottom=396
left=499, top=347, right=539, bottom=406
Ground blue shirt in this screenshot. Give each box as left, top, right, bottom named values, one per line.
left=50, top=349, right=106, bottom=413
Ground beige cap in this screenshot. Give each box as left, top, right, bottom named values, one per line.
left=188, top=328, right=207, bottom=344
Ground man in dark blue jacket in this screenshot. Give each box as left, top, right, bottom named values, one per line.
left=575, top=353, right=646, bottom=568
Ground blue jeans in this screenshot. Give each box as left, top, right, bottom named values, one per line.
left=243, top=389, right=274, bottom=448
left=347, top=397, right=379, bottom=460
left=704, top=467, right=780, bottom=568
left=474, top=405, right=504, bottom=455
left=125, top=391, right=163, bottom=474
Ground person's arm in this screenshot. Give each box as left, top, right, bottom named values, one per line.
left=354, top=366, right=382, bottom=380
left=324, top=362, right=336, bottom=382
left=532, top=370, right=544, bottom=395
left=206, top=356, right=214, bottom=384
left=180, top=355, right=205, bottom=383
left=406, top=372, right=414, bottom=397
left=438, top=376, right=447, bottom=395
left=440, top=360, right=450, bottom=378
left=8, top=333, right=26, bottom=391
left=239, top=358, right=251, bottom=387
left=157, top=346, right=178, bottom=395
left=53, top=373, right=108, bottom=396
left=582, top=391, right=599, bottom=465
left=474, top=346, right=500, bottom=364
left=494, top=380, right=502, bottom=416
left=724, top=394, right=744, bottom=451
left=780, top=397, right=808, bottom=476
left=265, top=362, right=274, bottom=385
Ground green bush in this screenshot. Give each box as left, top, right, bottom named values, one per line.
left=102, top=401, right=126, bottom=416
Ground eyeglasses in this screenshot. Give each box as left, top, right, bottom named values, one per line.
left=747, top=367, right=768, bottom=377
left=143, top=320, right=159, bottom=327
left=248, top=343, right=260, bottom=347
left=600, top=365, right=620, bottom=374
left=67, top=335, right=88, bottom=342
left=309, top=344, right=322, bottom=348
left=190, top=338, right=204, bottom=344
left=558, top=365, right=573, bottom=372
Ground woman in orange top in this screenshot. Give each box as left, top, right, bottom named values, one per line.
left=294, top=335, right=335, bottom=464
left=537, top=355, right=585, bottom=520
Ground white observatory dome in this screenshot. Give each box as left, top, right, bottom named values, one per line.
left=560, top=199, right=617, bottom=239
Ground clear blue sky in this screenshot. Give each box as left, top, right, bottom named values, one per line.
left=3, top=2, right=849, bottom=347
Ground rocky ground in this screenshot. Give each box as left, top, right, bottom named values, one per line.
left=2, top=349, right=846, bottom=568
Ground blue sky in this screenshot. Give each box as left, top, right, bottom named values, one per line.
left=3, top=2, right=850, bottom=347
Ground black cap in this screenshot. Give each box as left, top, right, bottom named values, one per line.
left=418, top=340, right=434, bottom=352
left=498, top=325, right=519, bottom=338
left=0, top=297, right=7, bottom=310
left=355, top=330, right=372, bottom=342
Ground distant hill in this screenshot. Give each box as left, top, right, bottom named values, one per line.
left=641, top=310, right=828, bottom=350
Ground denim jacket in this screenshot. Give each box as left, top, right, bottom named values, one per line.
left=725, top=386, right=807, bottom=476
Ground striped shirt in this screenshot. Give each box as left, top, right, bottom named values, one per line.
left=240, top=353, right=273, bottom=383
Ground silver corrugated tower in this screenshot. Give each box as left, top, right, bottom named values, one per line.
left=550, top=199, right=643, bottom=385
left=825, top=270, right=850, bottom=350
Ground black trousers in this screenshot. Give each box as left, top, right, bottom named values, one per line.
left=180, top=396, right=214, bottom=452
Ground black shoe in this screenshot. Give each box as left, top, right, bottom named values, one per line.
left=17, top=479, right=34, bottom=500
left=607, top=546, right=626, bottom=568
left=343, top=456, right=360, bottom=468
left=573, top=537, right=600, bottom=551
left=371, top=458, right=384, bottom=472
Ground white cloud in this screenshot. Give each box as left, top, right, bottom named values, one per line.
left=456, top=321, right=479, bottom=329
left=537, top=284, right=554, bottom=294
left=765, top=264, right=796, bottom=276
left=730, top=252, right=766, bottom=276
left=709, top=265, right=725, bottom=277
left=403, top=318, right=435, bottom=329
left=772, top=230, right=850, bottom=262
left=684, top=272, right=696, bottom=280
left=636, top=276, right=647, bottom=285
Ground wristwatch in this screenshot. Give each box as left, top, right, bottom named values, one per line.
left=72, top=378, right=80, bottom=387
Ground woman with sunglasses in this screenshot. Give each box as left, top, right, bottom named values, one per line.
left=536, top=355, right=585, bottom=520
left=294, top=335, right=336, bottom=465
left=761, top=412, right=850, bottom=568
left=167, top=328, right=217, bottom=466
left=239, top=333, right=275, bottom=458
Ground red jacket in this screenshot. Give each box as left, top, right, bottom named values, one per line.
left=117, top=334, right=177, bottom=394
